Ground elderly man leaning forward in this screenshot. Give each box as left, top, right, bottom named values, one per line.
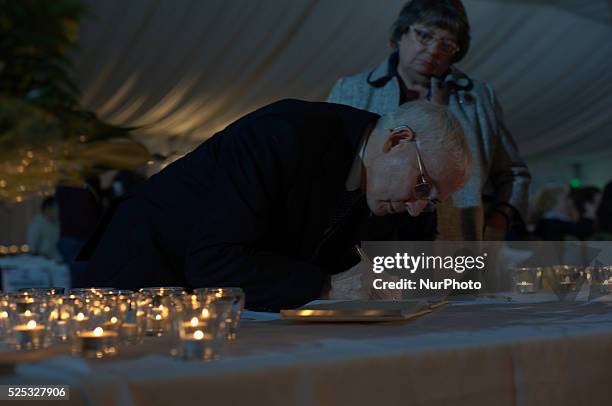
left=78, top=99, right=471, bottom=311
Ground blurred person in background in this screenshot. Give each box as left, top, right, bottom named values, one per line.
left=56, top=176, right=103, bottom=285
left=593, top=181, right=612, bottom=240
left=570, top=186, right=600, bottom=236
left=109, top=170, right=147, bottom=201
left=532, top=185, right=593, bottom=240
left=327, top=0, right=530, bottom=241
left=56, top=176, right=103, bottom=265
left=26, top=196, right=61, bottom=261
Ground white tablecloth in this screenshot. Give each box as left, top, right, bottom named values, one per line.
left=2, top=299, right=612, bottom=405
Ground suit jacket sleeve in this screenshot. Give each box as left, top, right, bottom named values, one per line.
left=184, top=115, right=327, bottom=311
left=486, top=84, right=531, bottom=222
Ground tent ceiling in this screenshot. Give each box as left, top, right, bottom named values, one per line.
left=71, top=0, right=612, bottom=184
left=483, top=0, right=612, bottom=25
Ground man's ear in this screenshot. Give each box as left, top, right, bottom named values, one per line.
left=382, top=126, right=415, bottom=153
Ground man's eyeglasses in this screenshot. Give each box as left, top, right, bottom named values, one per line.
left=394, top=125, right=439, bottom=212
left=409, top=26, right=460, bottom=57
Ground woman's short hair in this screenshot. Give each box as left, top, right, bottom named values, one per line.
left=531, top=186, right=568, bottom=223
left=571, top=186, right=600, bottom=218
left=389, top=0, right=471, bottom=63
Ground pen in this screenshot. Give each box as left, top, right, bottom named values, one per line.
left=354, top=244, right=372, bottom=264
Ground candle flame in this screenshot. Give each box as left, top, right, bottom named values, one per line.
left=193, top=330, right=204, bottom=340
left=76, top=312, right=85, bottom=321
left=190, top=317, right=199, bottom=327
left=24, top=310, right=31, bottom=316
left=93, top=327, right=104, bottom=336
left=201, top=308, right=209, bottom=319
left=155, top=314, right=162, bottom=320
left=110, top=316, right=118, bottom=324
left=26, top=320, right=37, bottom=329
left=0, top=311, right=7, bottom=318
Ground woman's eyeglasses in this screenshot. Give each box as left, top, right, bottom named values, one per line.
left=409, top=26, right=460, bottom=57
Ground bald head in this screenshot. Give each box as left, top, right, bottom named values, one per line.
left=363, top=100, right=471, bottom=216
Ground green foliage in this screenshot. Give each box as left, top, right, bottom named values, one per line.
left=0, top=0, right=135, bottom=144
left=0, top=1, right=150, bottom=203
left=0, top=0, right=85, bottom=108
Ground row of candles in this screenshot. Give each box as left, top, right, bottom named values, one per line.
left=512, top=265, right=612, bottom=295
left=0, top=287, right=245, bottom=360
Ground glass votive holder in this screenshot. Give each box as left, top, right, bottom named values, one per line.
left=114, top=292, right=142, bottom=344
left=139, top=287, right=185, bottom=337
left=71, top=305, right=120, bottom=359
left=589, top=266, right=612, bottom=294
left=19, top=287, right=65, bottom=296
left=552, top=265, right=582, bottom=293
left=50, top=301, right=73, bottom=342
left=7, top=298, right=48, bottom=350
left=70, top=287, right=116, bottom=296
left=511, top=268, right=542, bottom=294
left=175, top=297, right=231, bottom=361
left=41, top=295, right=70, bottom=345
left=73, top=326, right=119, bottom=359
left=195, top=287, right=245, bottom=340
left=0, top=294, right=9, bottom=344
left=139, top=287, right=186, bottom=296
left=9, top=292, right=39, bottom=314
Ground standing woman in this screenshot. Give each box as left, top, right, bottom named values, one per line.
left=328, top=0, right=531, bottom=240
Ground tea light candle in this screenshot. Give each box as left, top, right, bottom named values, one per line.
left=180, top=317, right=205, bottom=333
left=516, top=281, right=535, bottom=294
left=180, top=328, right=217, bottom=360
left=146, top=307, right=168, bottom=336
left=559, top=276, right=576, bottom=291
left=0, top=310, right=9, bottom=330
left=73, top=312, right=88, bottom=322
left=71, top=312, right=89, bottom=332
left=14, top=320, right=45, bottom=350
left=16, top=299, right=35, bottom=314
left=76, top=327, right=119, bottom=358
left=103, top=316, right=120, bottom=332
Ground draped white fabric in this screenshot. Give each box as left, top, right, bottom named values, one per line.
left=71, top=0, right=612, bottom=188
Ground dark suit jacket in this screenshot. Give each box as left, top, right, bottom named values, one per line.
left=80, top=99, right=379, bottom=310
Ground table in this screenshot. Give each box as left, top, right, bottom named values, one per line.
left=1, top=298, right=612, bottom=406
